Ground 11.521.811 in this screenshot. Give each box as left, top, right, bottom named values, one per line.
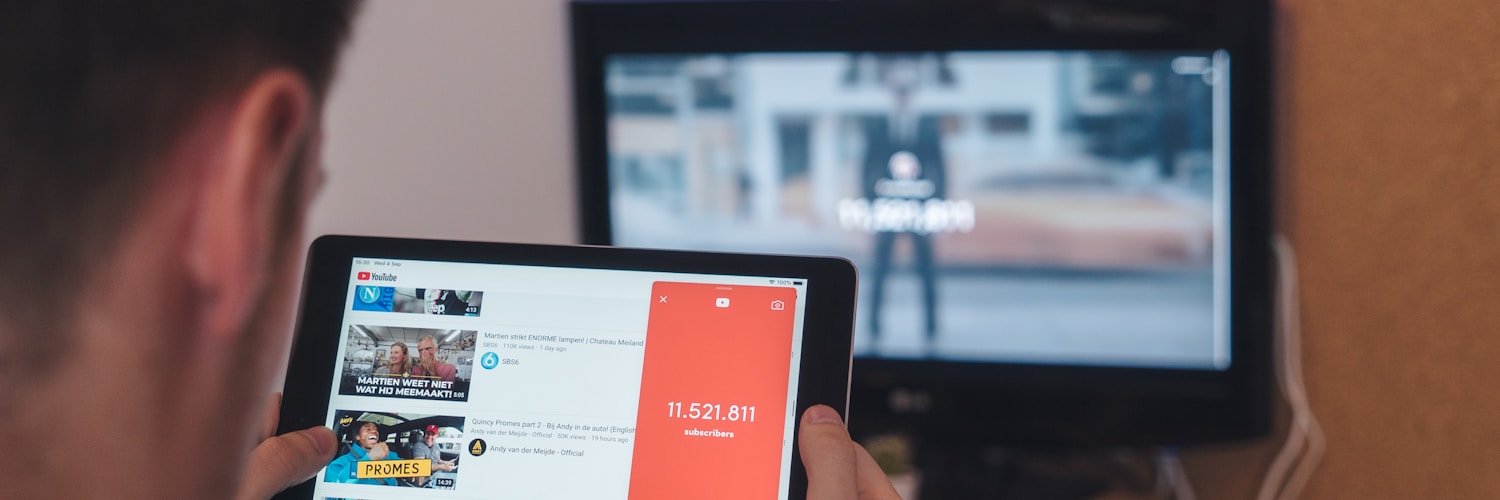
left=666, top=401, right=756, bottom=422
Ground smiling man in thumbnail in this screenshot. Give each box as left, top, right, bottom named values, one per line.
left=325, top=421, right=398, bottom=486
left=411, top=425, right=457, bottom=486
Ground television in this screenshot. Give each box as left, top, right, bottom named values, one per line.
left=571, top=0, right=1272, bottom=447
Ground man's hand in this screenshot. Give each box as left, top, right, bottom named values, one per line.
left=799, top=405, right=904, bottom=500
left=234, top=394, right=337, bottom=500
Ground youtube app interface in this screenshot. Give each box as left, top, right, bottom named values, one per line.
left=315, top=258, right=810, bottom=500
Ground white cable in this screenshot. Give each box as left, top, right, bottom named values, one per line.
left=1255, top=235, right=1325, bottom=500
left=1273, top=235, right=1325, bottom=500
left=1159, top=448, right=1198, bottom=500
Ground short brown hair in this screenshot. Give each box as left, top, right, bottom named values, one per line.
left=0, top=1, right=360, bottom=369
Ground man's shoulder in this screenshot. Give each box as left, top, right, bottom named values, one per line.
left=327, top=452, right=357, bottom=471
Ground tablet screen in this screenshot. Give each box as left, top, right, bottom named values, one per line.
left=312, top=256, right=812, bottom=499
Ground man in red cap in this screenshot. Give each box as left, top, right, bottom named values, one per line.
left=411, top=424, right=457, bottom=486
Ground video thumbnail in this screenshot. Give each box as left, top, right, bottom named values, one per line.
left=352, top=287, right=484, bottom=316
left=326, top=410, right=466, bottom=489
left=339, top=326, right=478, bottom=402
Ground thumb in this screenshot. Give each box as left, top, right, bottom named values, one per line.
left=799, top=405, right=858, bottom=500
left=235, top=426, right=337, bottom=500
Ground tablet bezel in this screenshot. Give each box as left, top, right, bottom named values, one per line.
left=275, top=234, right=857, bottom=499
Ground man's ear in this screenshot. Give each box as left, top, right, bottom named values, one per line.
left=185, top=69, right=313, bottom=339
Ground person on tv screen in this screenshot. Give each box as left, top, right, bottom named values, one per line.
left=861, top=55, right=948, bottom=355
left=0, top=2, right=899, bottom=499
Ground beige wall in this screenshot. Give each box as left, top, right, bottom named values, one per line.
left=315, top=1, right=1500, bottom=497
left=311, top=0, right=576, bottom=244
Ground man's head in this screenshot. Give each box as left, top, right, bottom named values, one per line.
left=355, top=422, right=382, bottom=451
left=879, top=57, right=922, bottom=109
left=419, top=336, right=439, bottom=365
left=0, top=1, right=358, bottom=497
left=0, top=0, right=356, bottom=355
left=425, top=424, right=439, bottom=446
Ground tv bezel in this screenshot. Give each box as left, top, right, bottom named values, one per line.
left=571, top=0, right=1272, bottom=446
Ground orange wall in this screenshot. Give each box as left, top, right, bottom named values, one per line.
left=1187, top=0, right=1500, bottom=497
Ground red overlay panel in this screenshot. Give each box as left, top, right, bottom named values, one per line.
left=628, top=282, right=798, bottom=499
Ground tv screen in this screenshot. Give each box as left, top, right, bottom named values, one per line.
left=606, top=49, right=1231, bottom=370
left=573, top=0, right=1272, bottom=446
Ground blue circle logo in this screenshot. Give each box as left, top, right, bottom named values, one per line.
left=480, top=352, right=500, bottom=370
left=358, top=286, right=380, bottom=304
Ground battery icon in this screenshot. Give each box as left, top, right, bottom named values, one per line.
left=792, top=281, right=803, bottom=285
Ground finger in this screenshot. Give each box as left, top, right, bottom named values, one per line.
left=799, top=405, right=857, bottom=500
left=235, top=425, right=336, bottom=500
left=852, top=442, right=903, bottom=500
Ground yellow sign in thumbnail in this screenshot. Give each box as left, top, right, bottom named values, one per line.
left=356, top=459, right=431, bottom=479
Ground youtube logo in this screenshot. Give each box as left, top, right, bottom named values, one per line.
left=357, top=271, right=371, bottom=281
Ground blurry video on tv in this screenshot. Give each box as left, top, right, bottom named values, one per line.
left=605, top=50, right=1231, bottom=369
